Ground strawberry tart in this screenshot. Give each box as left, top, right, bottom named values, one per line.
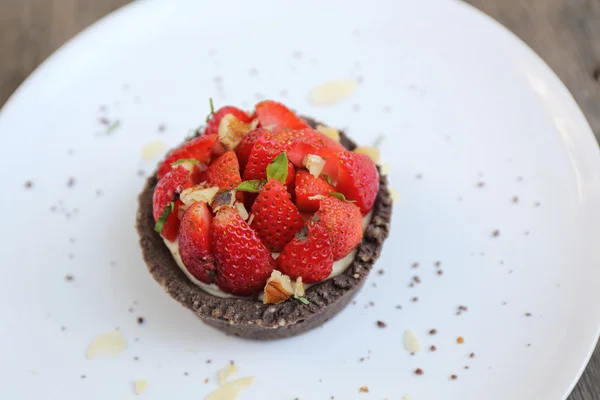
left=136, top=100, right=392, bottom=339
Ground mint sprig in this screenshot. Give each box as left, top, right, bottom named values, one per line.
left=205, top=98, right=215, bottom=123
left=236, top=180, right=266, bottom=193
left=295, top=295, right=310, bottom=305
left=154, top=202, right=175, bottom=233
left=329, top=192, right=356, bottom=202
left=266, top=152, right=288, bottom=184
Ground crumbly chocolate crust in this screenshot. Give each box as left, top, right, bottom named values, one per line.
left=136, top=118, right=392, bottom=340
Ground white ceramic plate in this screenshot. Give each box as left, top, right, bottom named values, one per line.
left=1, top=0, right=599, bottom=399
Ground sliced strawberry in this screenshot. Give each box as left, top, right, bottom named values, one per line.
left=179, top=201, right=215, bottom=283
left=284, top=161, right=296, bottom=198
left=212, top=206, right=275, bottom=296
left=295, top=170, right=335, bottom=213
left=153, top=166, right=197, bottom=241
left=325, top=151, right=379, bottom=214
left=243, top=131, right=288, bottom=181
left=157, top=134, right=221, bottom=179
left=204, top=150, right=243, bottom=202
left=205, top=106, right=253, bottom=137
left=277, top=218, right=334, bottom=283
left=250, top=179, right=304, bottom=252
left=236, top=128, right=265, bottom=173
left=160, top=200, right=183, bottom=242
left=317, top=196, right=363, bottom=260
left=255, top=100, right=310, bottom=130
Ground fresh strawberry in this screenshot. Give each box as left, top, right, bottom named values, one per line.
left=211, top=206, right=275, bottom=296
left=204, top=150, right=243, bottom=202
left=243, top=129, right=342, bottom=180
left=236, top=128, right=265, bottom=173
left=157, top=134, right=222, bottom=179
left=205, top=106, right=253, bottom=137
left=255, top=100, right=310, bottom=130
left=178, top=201, right=215, bottom=283
left=317, top=195, right=363, bottom=260
left=324, top=151, right=379, bottom=214
left=153, top=166, right=197, bottom=241
left=277, top=218, right=334, bottom=283
left=295, top=170, right=335, bottom=213
left=250, top=179, right=304, bottom=252
left=284, top=161, right=296, bottom=198
left=159, top=200, right=183, bottom=242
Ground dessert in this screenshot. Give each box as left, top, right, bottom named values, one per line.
left=137, top=100, right=392, bottom=339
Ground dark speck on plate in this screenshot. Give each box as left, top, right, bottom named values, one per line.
left=137, top=317, right=145, bottom=325
left=377, top=269, right=384, bottom=275
left=67, top=177, right=76, bottom=188
left=512, top=196, right=519, bottom=203
left=415, top=174, right=423, bottom=180
left=492, top=229, right=500, bottom=237
left=412, top=262, right=419, bottom=269
left=24, top=181, right=33, bottom=189
left=476, top=181, right=485, bottom=188
left=376, top=320, right=387, bottom=328
left=65, top=274, right=74, bottom=281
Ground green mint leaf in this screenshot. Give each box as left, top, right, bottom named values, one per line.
left=322, top=174, right=332, bottom=185
left=154, top=202, right=175, bottom=233
left=171, top=158, right=200, bottom=167
left=236, top=180, right=265, bottom=193
left=295, top=295, right=310, bottom=305
left=266, top=152, right=288, bottom=184
left=205, top=98, right=215, bottom=123
left=106, top=120, right=121, bottom=134
left=329, top=192, right=356, bottom=202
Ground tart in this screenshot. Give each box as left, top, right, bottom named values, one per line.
left=136, top=100, right=392, bottom=340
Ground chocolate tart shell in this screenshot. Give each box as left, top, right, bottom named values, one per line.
left=136, top=118, right=392, bottom=340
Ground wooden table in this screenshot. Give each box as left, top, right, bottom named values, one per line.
left=1, top=1, right=599, bottom=398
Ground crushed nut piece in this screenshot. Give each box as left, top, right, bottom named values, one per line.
left=293, top=277, right=305, bottom=297
left=263, top=271, right=294, bottom=304
left=218, top=114, right=258, bottom=149
left=235, top=202, right=249, bottom=220
left=358, top=386, right=369, bottom=393
left=303, top=154, right=326, bottom=178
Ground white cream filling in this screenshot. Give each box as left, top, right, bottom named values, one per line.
left=163, top=210, right=373, bottom=298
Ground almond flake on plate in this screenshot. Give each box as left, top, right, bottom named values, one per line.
left=141, top=140, right=167, bottom=161
left=403, top=329, right=421, bottom=353
left=134, top=379, right=148, bottom=395
left=316, top=125, right=340, bottom=142
left=354, top=146, right=380, bottom=164
left=205, top=377, right=255, bottom=400
left=218, top=364, right=238, bottom=386
left=309, top=79, right=357, bottom=106
left=86, top=330, right=127, bottom=360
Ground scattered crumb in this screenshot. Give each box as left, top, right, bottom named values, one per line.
left=429, top=329, right=437, bottom=335
left=525, top=312, right=532, bottom=317
left=464, top=365, right=470, bottom=369
left=434, top=261, right=441, bottom=267
left=470, top=352, right=475, bottom=358
left=359, top=386, right=369, bottom=393
left=184, top=372, right=189, bottom=376
left=414, top=368, right=423, bottom=375
left=376, top=321, right=387, bottom=328
left=81, top=374, right=86, bottom=379
left=476, top=181, right=485, bottom=188
left=67, top=177, right=76, bottom=188
left=396, top=305, right=402, bottom=310
left=512, top=196, right=519, bottom=203
left=436, top=270, right=443, bottom=276
left=133, top=356, right=139, bottom=361
left=133, top=379, right=147, bottom=395
left=204, top=378, right=209, bottom=384
left=527, top=343, right=531, bottom=347
left=457, top=336, right=465, bottom=344
left=206, top=359, right=212, bottom=364
left=65, top=274, right=74, bottom=281
left=158, top=124, right=166, bottom=133
left=137, top=170, right=145, bottom=177
left=430, top=345, right=437, bottom=351
left=61, top=326, right=67, bottom=331
left=415, top=173, right=423, bottom=180
left=98, top=116, right=110, bottom=125
left=450, top=374, right=457, bottom=380
left=411, top=297, right=418, bottom=303
left=413, top=276, right=421, bottom=284
left=24, top=180, right=33, bottom=189
left=534, top=201, right=541, bottom=207
left=492, top=229, right=500, bottom=237
left=517, top=176, right=523, bottom=182
left=524, top=230, right=530, bottom=236
left=412, top=262, right=419, bottom=269
left=137, top=317, right=144, bottom=325
left=86, top=331, right=127, bottom=360
left=377, top=269, right=385, bottom=275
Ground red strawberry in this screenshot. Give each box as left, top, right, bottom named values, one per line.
left=157, top=134, right=221, bottom=179
left=277, top=218, right=334, bottom=283
left=323, top=151, right=379, bottom=214
left=153, top=166, right=197, bottom=241
left=250, top=179, right=304, bottom=252
left=205, top=106, right=253, bottom=136
left=255, top=100, right=310, bottom=130
left=295, top=170, right=335, bottom=213
left=178, top=201, right=215, bottom=283
left=284, top=161, right=296, bottom=198
left=204, top=150, right=243, bottom=202
left=236, top=128, right=265, bottom=173
left=317, top=196, right=363, bottom=260
left=211, top=206, right=275, bottom=296
left=160, top=200, right=183, bottom=242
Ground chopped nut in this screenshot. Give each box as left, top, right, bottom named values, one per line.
left=303, top=154, right=326, bottom=178
left=180, top=185, right=219, bottom=207
left=235, top=202, right=249, bottom=220
left=354, top=146, right=380, bottom=163
left=308, top=194, right=326, bottom=201
left=263, top=271, right=294, bottom=304
left=247, top=213, right=255, bottom=226
left=316, top=125, right=340, bottom=142
left=293, top=277, right=305, bottom=297
left=414, top=368, right=423, bottom=375
left=218, top=114, right=258, bottom=149
left=358, top=386, right=369, bottom=393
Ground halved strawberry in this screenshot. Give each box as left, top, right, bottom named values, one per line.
left=236, top=128, right=265, bottom=173
left=323, top=151, right=379, bottom=214
left=250, top=178, right=304, bottom=252
left=205, top=106, right=253, bottom=137
left=295, top=170, right=335, bottom=213
left=157, top=134, right=222, bottom=179
left=277, top=218, right=333, bottom=283
left=212, top=206, right=275, bottom=296
left=317, top=195, right=363, bottom=260
left=153, top=166, right=197, bottom=241
left=179, top=201, right=215, bottom=283
left=284, top=161, right=296, bottom=198
left=255, top=100, right=310, bottom=130
left=159, top=200, right=183, bottom=242
left=204, top=150, right=243, bottom=202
